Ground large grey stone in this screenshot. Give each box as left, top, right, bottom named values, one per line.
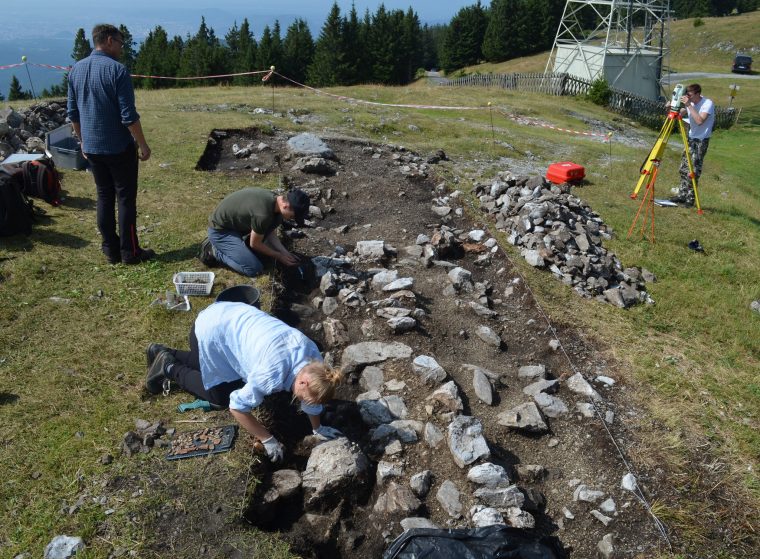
left=517, top=364, right=546, bottom=379
left=597, top=533, right=616, bottom=559
left=467, top=463, right=510, bottom=487
left=497, top=402, right=549, bottom=434
left=263, top=469, right=302, bottom=503
left=427, top=380, right=463, bottom=413
left=447, top=267, right=472, bottom=289
left=470, top=505, right=506, bottom=527
left=383, top=277, right=414, bottom=291
left=292, top=156, right=337, bottom=175
left=302, top=438, right=369, bottom=509
left=469, top=301, right=498, bottom=318
left=410, top=470, right=433, bottom=497
left=475, top=326, right=502, bottom=348
left=341, top=341, right=413, bottom=372
left=506, top=507, right=535, bottom=529
left=436, top=480, right=463, bottom=517
left=400, top=517, right=439, bottom=531
left=359, top=398, right=395, bottom=426
left=472, top=368, right=494, bottom=405
left=473, top=485, right=525, bottom=511
left=322, top=318, right=349, bottom=347
left=377, top=461, right=404, bottom=484
left=286, top=132, right=335, bottom=159
left=424, top=422, right=444, bottom=448
left=522, top=379, right=559, bottom=396
left=566, top=372, right=602, bottom=401
left=360, top=366, right=385, bottom=392
left=373, top=481, right=421, bottom=515
left=388, top=316, right=417, bottom=333
left=533, top=393, right=568, bottom=418
left=44, top=536, right=84, bottom=559
left=573, top=484, right=605, bottom=503
left=412, top=355, right=447, bottom=384
left=371, top=269, right=399, bottom=289
left=356, top=240, right=386, bottom=259
left=447, top=415, right=490, bottom=468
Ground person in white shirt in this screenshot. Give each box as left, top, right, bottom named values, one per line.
left=144, top=302, right=343, bottom=463
left=671, top=84, right=715, bottom=207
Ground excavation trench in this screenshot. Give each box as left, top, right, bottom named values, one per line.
left=193, top=126, right=663, bottom=559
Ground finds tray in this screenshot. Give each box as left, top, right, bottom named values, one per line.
left=173, top=271, right=215, bottom=296
left=166, top=425, right=237, bottom=461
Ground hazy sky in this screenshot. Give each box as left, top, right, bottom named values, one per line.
left=1, top=0, right=480, bottom=96
left=3, top=0, right=478, bottom=39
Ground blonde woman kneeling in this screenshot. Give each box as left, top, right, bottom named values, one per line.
left=145, top=301, right=343, bottom=462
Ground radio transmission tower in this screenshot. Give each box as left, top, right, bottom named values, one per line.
left=545, top=0, right=671, bottom=100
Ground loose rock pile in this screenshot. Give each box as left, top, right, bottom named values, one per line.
left=0, top=101, right=68, bottom=161
left=471, top=172, right=656, bottom=307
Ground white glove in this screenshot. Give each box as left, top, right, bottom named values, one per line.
left=261, top=435, right=284, bottom=463
left=313, top=425, right=343, bottom=441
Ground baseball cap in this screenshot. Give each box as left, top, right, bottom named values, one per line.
left=287, top=188, right=310, bottom=226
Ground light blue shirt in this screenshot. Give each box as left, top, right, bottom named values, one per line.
left=195, top=302, right=323, bottom=414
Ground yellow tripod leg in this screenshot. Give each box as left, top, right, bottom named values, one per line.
left=632, top=116, right=675, bottom=199
left=677, top=119, right=704, bottom=214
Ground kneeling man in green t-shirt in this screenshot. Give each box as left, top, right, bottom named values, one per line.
left=200, top=187, right=309, bottom=277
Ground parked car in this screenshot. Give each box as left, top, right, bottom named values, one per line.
left=732, top=54, right=753, bottom=74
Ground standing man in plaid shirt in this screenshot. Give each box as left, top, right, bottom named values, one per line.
left=67, top=23, right=156, bottom=264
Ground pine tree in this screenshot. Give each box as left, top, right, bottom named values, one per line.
left=134, top=26, right=183, bottom=89
left=368, top=5, right=401, bottom=84
left=421, top=24, right=445, bottom=70
left=118, top=24, right=136, bottom=70
left=282, top=19, right=314, bottom=84
left=482, top=0, right=513, bottom=62
left=307, top=3, right=344, bottom=86
left=8, top=75, right=31, bottom=101
left=257, top=25, right=275, bottom=71
left=72, top=28, right=92, bottom=61
left=178, top=17, right=226, bottom=85
left=401, top=8, right=423, bottom=83
left=342, top=5, right=365, bottom=84
left=439, top=2, right=488, bottom=73
left=270, top=21, right=284, bottom=73
left=234, top=19, right=258, bottom=85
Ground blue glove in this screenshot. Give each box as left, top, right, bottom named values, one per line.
left=313, top=425, right=343, bottom=441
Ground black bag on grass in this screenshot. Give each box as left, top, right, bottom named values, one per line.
left=0, top=171, right=34, bottom=236
left=21, top=158, right=62, bottom=206
left=383, top=526, right=564, bottom=559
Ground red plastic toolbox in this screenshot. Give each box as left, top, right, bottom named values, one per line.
left=546, top=162, right=585, bottom=184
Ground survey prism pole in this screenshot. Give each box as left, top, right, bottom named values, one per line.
left=22, top=56, right=36, bottom=99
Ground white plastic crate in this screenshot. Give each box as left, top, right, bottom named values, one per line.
left=173, top=272, right=215, bottom=296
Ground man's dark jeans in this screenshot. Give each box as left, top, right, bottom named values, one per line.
left=85, top=143, right=142, bottom=262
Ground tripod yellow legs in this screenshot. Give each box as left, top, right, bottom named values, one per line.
left=631, top=111, right=703, bottom=215
left=627, top=161, right=658, bottom=242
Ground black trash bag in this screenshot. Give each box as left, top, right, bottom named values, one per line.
left=383, top=525, right=564, bottom=559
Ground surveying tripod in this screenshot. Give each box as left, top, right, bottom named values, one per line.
left=630, top=85, right=703, bottom=216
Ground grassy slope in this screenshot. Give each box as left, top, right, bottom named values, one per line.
left=1, top=11, right=759, bottom=559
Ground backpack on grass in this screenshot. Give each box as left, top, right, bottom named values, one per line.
left=21, top=158, right=61, bottom=206
left=0, top=170, right=34, bottom=237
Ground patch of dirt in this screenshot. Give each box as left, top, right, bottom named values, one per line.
left=141, top=127, right=668, bottom=558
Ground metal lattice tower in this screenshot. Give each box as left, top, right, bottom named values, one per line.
left=545, top=0, right=671, bottom=100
